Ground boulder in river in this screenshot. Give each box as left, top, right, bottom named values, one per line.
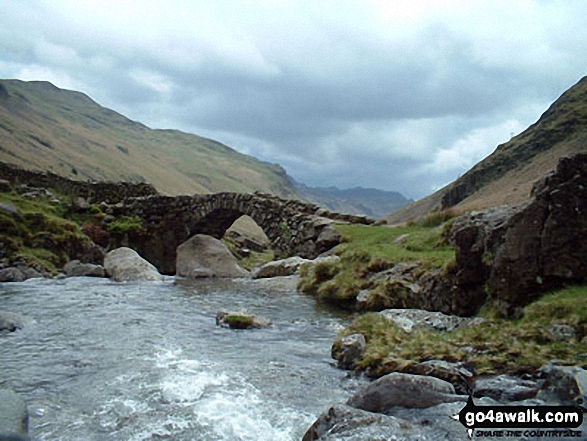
left=0, top=389, right=28, bottom=437
left=63, top=260, right=105, bottom=278
left=216, top=310, right=271, bottom=329
left=0, top=311, right=24, bottom=333
left=176, top=234, right=249, bottom=278
left=104, top=247, right=163, bottom=282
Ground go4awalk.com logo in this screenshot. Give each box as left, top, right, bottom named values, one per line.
left=453, top=396, right=584, bottom=439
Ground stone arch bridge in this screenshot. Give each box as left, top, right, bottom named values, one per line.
left=108, top=192, right=374, bottom=274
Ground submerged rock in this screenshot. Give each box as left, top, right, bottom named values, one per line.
left=0, top=389, right=28, bottom=437
left=176, top=234, right=249, bottom=278
left=104, top=247, right=163, bottom=282
left=0, top=311, right=24, bottom=333
left=215, top=310, right=271, bottom=330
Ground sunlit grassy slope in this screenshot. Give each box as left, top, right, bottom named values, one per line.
left=0, top=79, right=297, bottom=198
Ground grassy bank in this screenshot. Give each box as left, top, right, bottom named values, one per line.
left=0, top=187, right=102, bottom=273
left=297, top=221, right=455, bottom=309
left=334, top=285, right=587, bottom=377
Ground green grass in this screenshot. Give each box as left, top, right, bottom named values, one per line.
left=0, top=190, right=98, bottom=273
left=297, top=223, right=455, bottom=308
left=334, top=285, right=587, bottom=377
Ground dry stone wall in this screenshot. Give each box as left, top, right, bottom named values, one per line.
left=0, top=162, right=158, bottom=203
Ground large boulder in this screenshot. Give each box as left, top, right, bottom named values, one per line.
left=63, top=260, right=105, bottom=278
left=451, top=154, right=587, bottom=314
left=536, top=362, right=587, bottom=408
left=347, top=372, right=466, bottom=413
left=176, top=234, right=248, bottom=278
left=0, top=266, right=42, bottom=283
left=103, top=247, right=163, bottom=282
left=0, top=389, right=28, bottom=437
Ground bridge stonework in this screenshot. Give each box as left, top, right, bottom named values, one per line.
left=108, top=192, right=374, bottom=274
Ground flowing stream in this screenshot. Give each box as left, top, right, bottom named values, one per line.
left=0, top=276, right=364, bottom=440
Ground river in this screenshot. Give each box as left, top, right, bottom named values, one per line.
left=0, top=276, right=364, bottom=440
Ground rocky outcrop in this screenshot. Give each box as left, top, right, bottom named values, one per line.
left=251, top=256, right=310, bottom=279
left=0, top=312, right=24, bottom=332
left=215, top=310, right=271, bottom=329
left=63, top=260, right=105, bottom=278
left=451, top=154, right=587, bottom=314
left=176, top=235, right=248, bottom=278
left=537, top=362, right=587, bottom=408
left=0, top=389, right=28, bottom=437
left=103, top=247, right=163, bottom=282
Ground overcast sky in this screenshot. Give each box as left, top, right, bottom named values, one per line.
left=1, top=0, right=586, bottom=199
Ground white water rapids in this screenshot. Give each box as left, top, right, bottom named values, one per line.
left=0, top=276, right=364, bottom=440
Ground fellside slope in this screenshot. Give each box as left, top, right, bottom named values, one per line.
left=386, top=75, right=587, bottom=224
left=0, top=79, right=297, bottom=198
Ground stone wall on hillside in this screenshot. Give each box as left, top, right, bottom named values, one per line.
left=0, top=162, right=158, bottom=203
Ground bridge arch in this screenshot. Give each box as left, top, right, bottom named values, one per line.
left=110, top=192, right=373, bottom=274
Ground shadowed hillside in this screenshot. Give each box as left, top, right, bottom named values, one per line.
left=386, top=76, right=587, bottom=224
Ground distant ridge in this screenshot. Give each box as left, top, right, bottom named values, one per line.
left=386, top=76, right=587, bottom=224
left=294, top=182, right=411, bottom=218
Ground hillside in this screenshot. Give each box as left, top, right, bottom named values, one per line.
left=386, top=75, right=587, bottom=224
left=0, top=79, right=297, bottom=198
left=294, top=182, right=411, bottom=218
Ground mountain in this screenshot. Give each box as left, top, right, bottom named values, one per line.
left=0, top=79, right=297, bottom=198
left=294, top=182, right=411, bottom=218
left=386, top=76, right=587, bottom=224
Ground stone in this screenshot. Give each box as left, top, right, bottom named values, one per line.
left=0, top=202, right=19, bottom=218
left=347, top=372, right=466, bottom=413
left=0, top=268, right=25, bottom=283
left=103, top=247, right=163, bottom=282
left=536, top=362, right=587, bottom=408
left=403, top=360, right=474, bottom=395
left=473, top=374, right=541, bottom=402
left=251, top=256, right=310, bottom=279
left=0, top=389, right=28, bottom=436
left=332, top=333, right=366, bottom=370
left=176, top=234, right=249, bottom=278
left=0, top=178, right=12, bottom=192
left=379, top=308, right=485, bottom=333
left=0, top=312, right=24, bottom=332
left=215, top=310, right=271, bottom=329
left=302, top=403, right=467, bottom=441
left=548, top=324, right=577, bottom=341
left=63, top=260, right=105, bottom=278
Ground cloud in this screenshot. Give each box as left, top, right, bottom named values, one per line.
left=0, top=0, right=586, bottom=198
